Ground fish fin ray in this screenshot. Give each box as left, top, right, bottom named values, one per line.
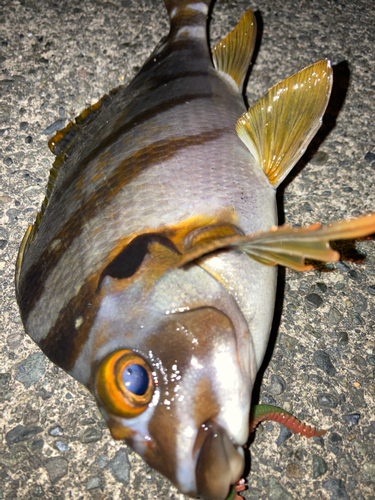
left=213, top=9, right=257, bottom=92
left=236, top=59, right=333, bottom=186
left=48, top=90, right=119, bottom=156
left=178, top=213, right=375, bottom=271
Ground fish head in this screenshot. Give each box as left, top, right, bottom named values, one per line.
left=87, top=249, right=256, bottom=500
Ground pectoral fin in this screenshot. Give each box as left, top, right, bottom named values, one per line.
left=213, top=10, right=257, bottom=92
left=237, top=59, right=333, bottom=187
left=178, top=213, right=375, bottom=272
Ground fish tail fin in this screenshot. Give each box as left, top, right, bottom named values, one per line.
left=164, top=0, right=210, bottom=42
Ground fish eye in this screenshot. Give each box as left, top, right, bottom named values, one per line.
left=122, top=363, right=149, bottom=396
left=96, top=350, right=154, bottom=418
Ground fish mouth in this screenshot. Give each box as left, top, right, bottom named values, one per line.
left=195, top=420, right=245, bottom=500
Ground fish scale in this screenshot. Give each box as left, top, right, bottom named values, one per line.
left=15, top=1, right=375, bottom=499
left=18, top=6, right=274, bottom=375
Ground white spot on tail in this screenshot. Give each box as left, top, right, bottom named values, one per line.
left=187, top=2, right=209, bottom=14
left=175, top=25, right=206, bottom=40
left=170, top=2, right=208, bottom=18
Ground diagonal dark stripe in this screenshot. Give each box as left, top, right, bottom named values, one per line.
left=18, top=127, right=228, bottom=326
left=53, top=89, right=214, bottom=205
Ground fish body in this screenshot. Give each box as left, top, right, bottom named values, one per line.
left=15, top=1, right=375, bottom=499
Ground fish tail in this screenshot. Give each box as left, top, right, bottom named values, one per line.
left=164, top=0, right=211, bottom=43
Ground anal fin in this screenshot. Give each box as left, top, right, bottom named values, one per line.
left=213, top=10, right=257, bottom=92
left=237, top=59, right=333, bottom=187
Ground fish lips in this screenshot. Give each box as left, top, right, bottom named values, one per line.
left=195, top=419, right=245, bottom=500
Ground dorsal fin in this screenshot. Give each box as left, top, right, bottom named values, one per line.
left=237, top=59, right=333, bottom=187
left=20, top=87, right=122, bottom=255
left=213, top=10, right=257, bottom=92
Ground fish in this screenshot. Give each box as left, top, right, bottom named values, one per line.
left=14, top=1, right=375, bottom=499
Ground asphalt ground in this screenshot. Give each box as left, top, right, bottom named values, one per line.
left=0, top=0, right=374, bottom=499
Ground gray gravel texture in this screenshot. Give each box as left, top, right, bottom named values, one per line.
left=0, top=0, right=374, bottom=499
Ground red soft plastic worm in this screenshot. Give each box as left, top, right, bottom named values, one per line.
left=249, top=404, right=326, bottom=438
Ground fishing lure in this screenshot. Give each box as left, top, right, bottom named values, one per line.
left=15, top=1, right=375, bottom=499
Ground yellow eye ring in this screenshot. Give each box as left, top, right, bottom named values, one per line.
left=96, top=349, right=154, bottom=418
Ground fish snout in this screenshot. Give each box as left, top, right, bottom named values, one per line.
left=195, top=420, right=244, bottom=500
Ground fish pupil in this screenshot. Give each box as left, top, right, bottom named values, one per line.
left=122, top=363, right=149, bottom=396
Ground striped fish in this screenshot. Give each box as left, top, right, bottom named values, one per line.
left=15, top=1, right=375, bottom=499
